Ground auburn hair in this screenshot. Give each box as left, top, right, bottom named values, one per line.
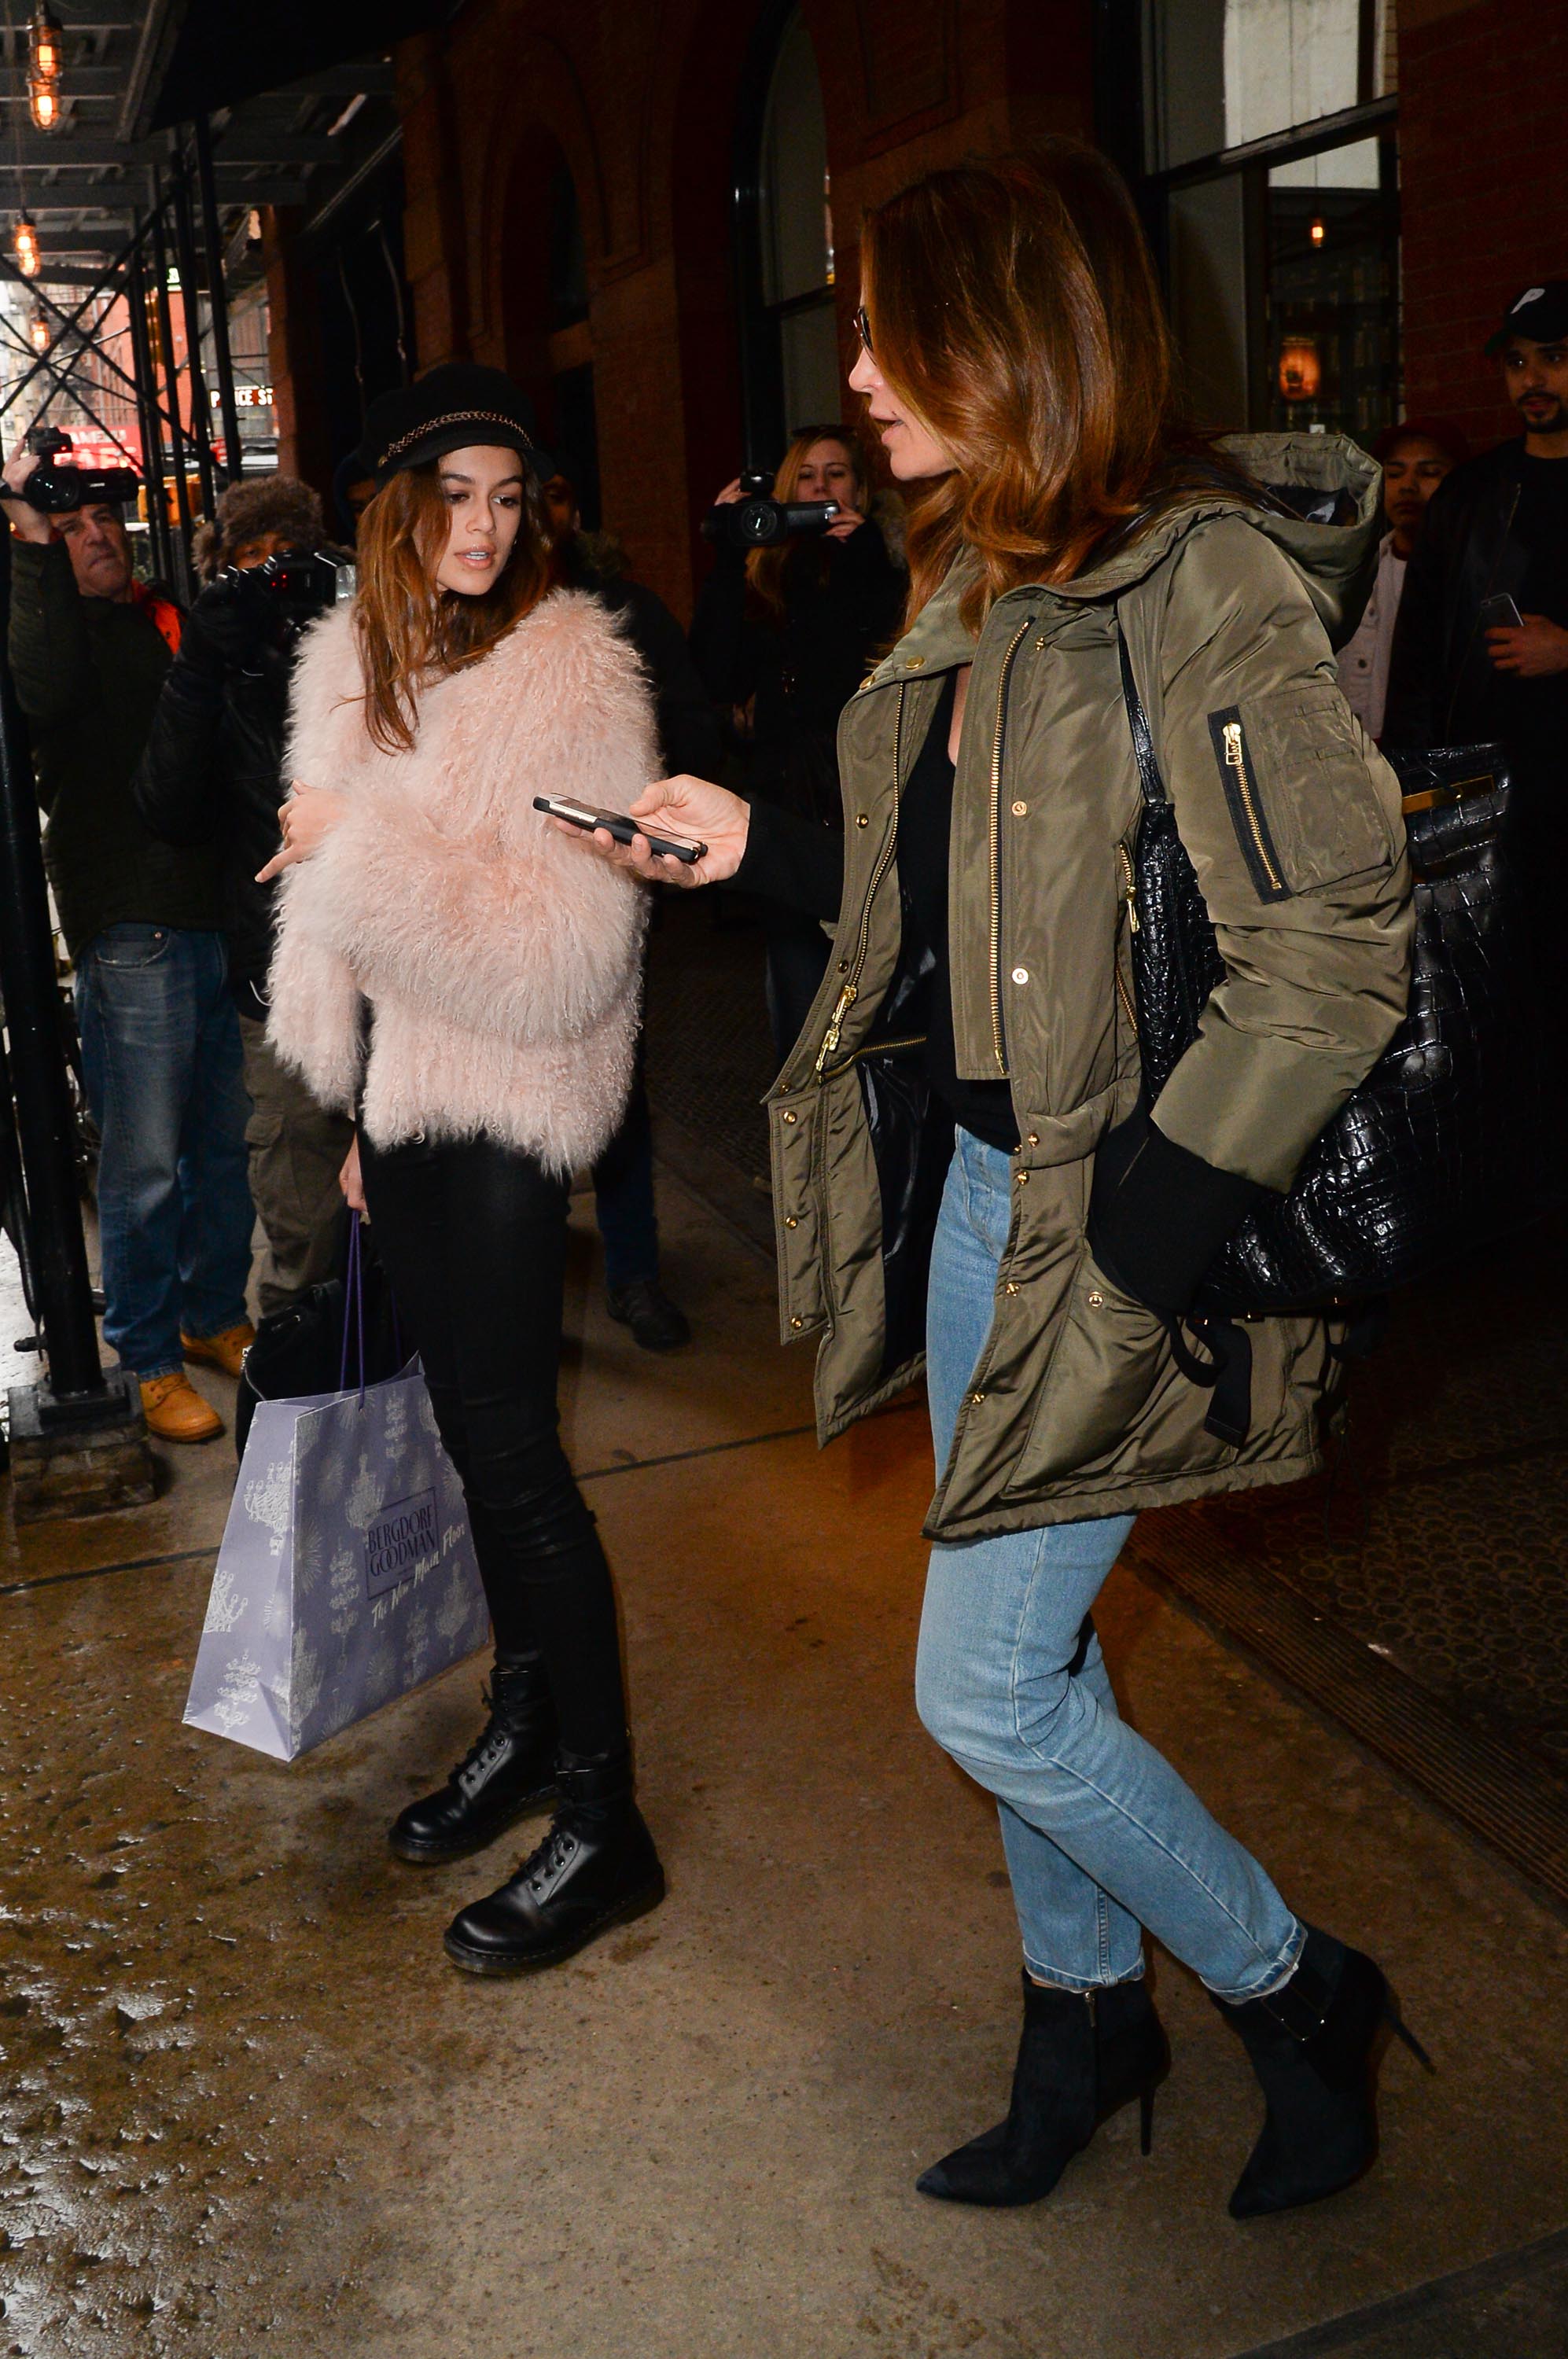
left=861, top=143, right=1220, bottom=632
left=354, top=458, right=555, bottom=753
left=746, top=424, right=873, bottom=620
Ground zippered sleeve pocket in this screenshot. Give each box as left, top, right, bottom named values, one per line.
left=1206, top=707, right=1290, bottom=901
left=1205, top=685, right=1401, bottom=900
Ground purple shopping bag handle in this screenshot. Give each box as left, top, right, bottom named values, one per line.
left=340, top=1214, right=368, bottom=1400
left=337, top=1212, right=406, bottom=1401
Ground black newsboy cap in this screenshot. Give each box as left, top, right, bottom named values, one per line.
left=360, top=363, right=549, bottom=484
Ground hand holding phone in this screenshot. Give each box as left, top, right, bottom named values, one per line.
left=1479, top=593, right=1524, bottom=634
left=534, top=796, right=707, bottom=864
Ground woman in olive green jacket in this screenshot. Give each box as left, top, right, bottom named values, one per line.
left=562, top=146, right=1423, bottom=2221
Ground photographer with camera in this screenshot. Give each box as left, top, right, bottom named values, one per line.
left=690, top=425, right=904, bottom=1055
left=3, top=433, right=254, bottom=1444
left=134, top=476, right=355, bottom=1327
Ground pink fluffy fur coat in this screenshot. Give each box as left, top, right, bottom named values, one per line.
left=266, top=590, right=656, bottom=1172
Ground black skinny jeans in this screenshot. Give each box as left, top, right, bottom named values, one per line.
left=358, top=1128, right=628, bottom=1759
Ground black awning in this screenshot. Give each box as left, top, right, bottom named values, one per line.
left=145, top=2, right=447, bottom=133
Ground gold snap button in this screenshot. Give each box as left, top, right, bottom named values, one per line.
left=1087, top=1290, right=1104, bottom=1308
left=969, top=1389, right=986, bottom=1405
left=1015, top=1170, right=1030, bottom=1186
left=837, top=959, right=850, bottom=973
left=1011, top=966, right=1029, bottom=985
left=1026, top=1131, right=1040, bottom=1146
left=906, top=654, right=926, bottom=668
left=1011, top=800, right=1028, bottom=817
left=856, top=813, right=869, bottom=827
left=785, top=1216, right=799, bottom=1229
left=790, top=1316, right=804, bottom=1330
left=782, top=1110, right=797, bottom=1124
left=1005, top=1281, right=1020, bottom=1297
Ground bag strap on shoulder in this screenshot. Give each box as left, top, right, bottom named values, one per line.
left=1113, top=611, right=1169, bottom=812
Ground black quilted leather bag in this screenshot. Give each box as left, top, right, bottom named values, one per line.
left=1115, top=635, right=1541, bottom=1314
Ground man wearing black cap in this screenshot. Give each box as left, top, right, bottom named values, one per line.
left=1385, top=281, right=1568, bottom=764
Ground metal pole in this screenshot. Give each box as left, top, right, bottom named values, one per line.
left=147, top=197, right=194, bottom=601
left=124, top=228, right=174, bottom=586
left=193, top=115, right=242, bottom=486
left=0, top=535, right=108, bottom=1408
left=167, top=147, right=217, bottom=521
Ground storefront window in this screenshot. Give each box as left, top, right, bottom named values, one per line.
left=757, top=8, right=838, bottom=434
left=1147, top=0, right=1400, bottom=438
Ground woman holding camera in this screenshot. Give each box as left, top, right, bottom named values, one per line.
left=690, top=424, right=904, bottom=1054
left=563, top=150, right=1422, bottom=2216
left=261, top=364, right=664, bottom=1975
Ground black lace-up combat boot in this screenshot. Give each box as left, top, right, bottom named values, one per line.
left=1218, top=1924, right=1432, bottom=2219
left=388, top=1654, right=559, bottom=1864
left=441, top=1749, right=664, bottom=1974
left=917, top=1971, right=1169, bottom=2207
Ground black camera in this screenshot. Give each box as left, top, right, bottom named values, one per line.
left=701, top=469, right=839, bottom=550
left=215, top=548, right=356, bottom=634
left=0, top=426, right=141, bottom=514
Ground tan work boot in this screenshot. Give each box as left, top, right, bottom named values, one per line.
left=141, top=1371, right=223, bottom=1444
left=180, top=1321, right=256, bottom=1380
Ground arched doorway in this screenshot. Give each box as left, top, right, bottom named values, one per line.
left=734, top=2, right=838, bottom=468
left=499, top=133, right=601, bottom=524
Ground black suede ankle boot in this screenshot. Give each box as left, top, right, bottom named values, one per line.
left=917, top=1971, right=1169, bottom=2208
left=442, top=1749, right=664, bottom=1975
left=1218, top=1924, right=1432, bottom=2220
left=388, top=1654, right=559, bottom=1864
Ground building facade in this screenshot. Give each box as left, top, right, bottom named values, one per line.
left=264, top=0, right=1567, bottom=620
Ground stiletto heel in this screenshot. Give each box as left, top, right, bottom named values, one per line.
left=1383, top=1999, right=1434, bottom=2072
left=1139, top=2082, right=1155, bottom=2156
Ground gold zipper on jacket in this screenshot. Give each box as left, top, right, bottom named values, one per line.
left=988, top=617, right=1033, bottom=1076
left=1113, top=840, right=1139, bottom=1032
left=1220, top=719, right=1283, bottom=896
left=819, top=1032, right=926, bottom=1083
left=815, top=683, right=907, bottom=1078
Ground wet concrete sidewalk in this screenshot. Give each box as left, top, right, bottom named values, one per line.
left=2, top=1165, right=1566, bottom=2359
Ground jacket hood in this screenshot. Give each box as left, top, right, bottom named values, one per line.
left=863, top=431, right=1383, bottom=683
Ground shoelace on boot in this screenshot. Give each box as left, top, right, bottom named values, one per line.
left=521, top=1819, right=580, bottom=1897
left=447, top=1681, right=509, bottom=1788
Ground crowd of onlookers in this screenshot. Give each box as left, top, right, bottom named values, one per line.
left=2, top=271, right=1564, bottom=1446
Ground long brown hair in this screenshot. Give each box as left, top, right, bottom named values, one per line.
left=355, top=457, right=555, bottom=753
left=861, top=143, right=1214, bottom=632
left=746, top=423, right=873, bottom=620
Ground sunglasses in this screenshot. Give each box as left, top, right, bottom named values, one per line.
left=855, top=304, right=874, bottom=359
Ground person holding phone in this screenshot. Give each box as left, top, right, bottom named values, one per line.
left=260, top=363, right=665, bottom=1976
left=558, top=147, right=1420, bottom=2221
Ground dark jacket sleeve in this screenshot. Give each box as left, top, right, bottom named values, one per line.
left=131, top=655, right=227, bottom=847
left=7, top=540, right=94, bottom=781
left=688, top=545, right=760, bottom=708
left=731, top=796, right=843, bottom=921
left=1383, top=480, right=1458, bottom=747
left=617, top=580, right=723, bottom=778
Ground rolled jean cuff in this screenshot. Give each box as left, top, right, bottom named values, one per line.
left=1021, top=1955, right=1147, bottom=1993
left=1199, top=1915, right=1306, bottom=2005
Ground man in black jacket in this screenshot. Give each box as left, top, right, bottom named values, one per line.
left=3, top=449, right=255, bottom=1444
left=1385, top=282, right=1568, bottom=783
left=134, top=476, right=353, bottom=1320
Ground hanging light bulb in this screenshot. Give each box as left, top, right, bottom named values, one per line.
left=28, top=305, right=48, bottom=354
left=28, top=75, right=61, bottom=131
left=1309, top=215, right=1326, bottom=249
left=14, top=212, right=42, bottom=278
left=29, top=6, right=64, bottom=85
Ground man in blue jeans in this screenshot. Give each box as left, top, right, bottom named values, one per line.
left=3, top=449, right=255, bottom=1442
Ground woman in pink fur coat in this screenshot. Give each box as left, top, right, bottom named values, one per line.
left=260, top=365, right=665, bottom=1975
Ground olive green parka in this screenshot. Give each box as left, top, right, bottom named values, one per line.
left=765, top=433, right=1413, bottom=1543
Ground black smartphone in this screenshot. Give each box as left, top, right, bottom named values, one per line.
left=1479, top=593, right=1524, bottom=632
left=533, top=795, right=707, bottom=864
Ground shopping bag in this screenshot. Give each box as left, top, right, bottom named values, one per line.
left=183, top=1233, right=488, bottom=1761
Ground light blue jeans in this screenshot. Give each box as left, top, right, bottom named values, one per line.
left=75, top=925, right=255, bottom=1378
left=915, top=1127, right=1303, bottom=2000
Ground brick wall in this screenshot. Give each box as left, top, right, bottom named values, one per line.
left=390, top=0, right=1096, bottom=620
left=1401, top=0, right=1568, bottom=452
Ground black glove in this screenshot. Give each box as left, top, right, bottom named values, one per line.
left=178, top=576, right=270, bottom=682
left=1087, top=1098, right=1265, bottom=1318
